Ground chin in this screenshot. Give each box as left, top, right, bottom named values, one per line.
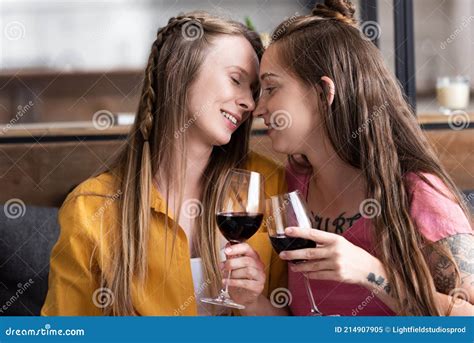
left=269, top=134, right=289, bottom=154
left=271, top=140, right=290, bottom=154
left=211, top=130, right=232, bottom=146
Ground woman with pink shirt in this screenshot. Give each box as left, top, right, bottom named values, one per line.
left=254, top=0, right=473, bottom=316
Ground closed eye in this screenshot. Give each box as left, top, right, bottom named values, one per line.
left=263, top=86, right=276, bottom=95
left=231, top=77, right=241, bottom=85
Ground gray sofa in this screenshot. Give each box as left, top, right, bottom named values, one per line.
left=0, top=206, right=59, bottom=316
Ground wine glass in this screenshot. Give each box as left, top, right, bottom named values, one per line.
left=200, top=169, right=265, bottom=309
left=266, top=191, right=336, bottom=316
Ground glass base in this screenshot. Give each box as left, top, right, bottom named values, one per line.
left=309, top=312, right=340, bottom=316
left=201, top=292, right=245, bottom=310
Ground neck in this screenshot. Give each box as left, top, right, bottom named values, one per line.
left=155, top=130, right=213, bottom=199
left=304, top=146, right=366, bottom=212
left=183, top=137, right=213, bottom=197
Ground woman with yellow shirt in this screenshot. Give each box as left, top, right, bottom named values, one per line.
left=41, top=12, right=287, bottom=316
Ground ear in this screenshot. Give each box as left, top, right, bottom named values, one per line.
left=320, top=76, right=335, bottom=106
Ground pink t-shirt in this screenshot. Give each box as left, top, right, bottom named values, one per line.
left=286, top=165, right=472, bottom=316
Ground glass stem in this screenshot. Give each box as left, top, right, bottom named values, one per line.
left=303, top=273, right=322, bottom=316
left=222, top=241, right=238, bottom=297
left=223, top=268, right=232, bottom=296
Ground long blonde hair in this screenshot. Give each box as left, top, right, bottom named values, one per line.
left=106, top=12, right=263, bottom=315
left=271, top=0, right=471, bottom=315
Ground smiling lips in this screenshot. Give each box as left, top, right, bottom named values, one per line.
left=221, top=110, right=238, bottom=124
left=221, top=110, right=241, bottom=128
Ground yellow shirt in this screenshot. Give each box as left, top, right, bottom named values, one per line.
left=41, top=151, right=287, bottom=316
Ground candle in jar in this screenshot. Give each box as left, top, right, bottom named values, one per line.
left=437, top=76, right=470, bottom=112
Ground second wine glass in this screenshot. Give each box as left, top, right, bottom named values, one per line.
left=266, top=191, right=335, bottom=316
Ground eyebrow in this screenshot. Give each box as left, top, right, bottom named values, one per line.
left=260, top=72, right=279, bottom=80
left=227, top=65, right=250, bottom=76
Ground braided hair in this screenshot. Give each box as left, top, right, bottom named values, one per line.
left=106, top=12, right=263, bottom=315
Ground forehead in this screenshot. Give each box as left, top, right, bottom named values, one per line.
left=205, top=35, right=259, bottom=76
left=260, top=44, right=286, bottom=78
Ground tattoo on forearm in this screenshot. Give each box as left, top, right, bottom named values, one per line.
left=367, top=272, right=391, bottom=294
left=423, top=233, right=474, bottom=294
left=311, top=212, right=362, bottom=234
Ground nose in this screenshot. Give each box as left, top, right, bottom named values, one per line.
left=236, top=92, right=256, bottom=113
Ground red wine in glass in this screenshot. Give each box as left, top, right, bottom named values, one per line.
left=266, top=191, right=338, bottom=316
left=201, top=169, right=265, bottom=310
left=216, top=212, right=263, bottom=243
left=269, top=235, right=316, bottom=264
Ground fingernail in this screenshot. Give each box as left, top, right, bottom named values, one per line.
left=279, top=252, right=287, bottom=259
left=225, top=247, right=232, bottom=254
left=285, top=227, right=293, bottom=234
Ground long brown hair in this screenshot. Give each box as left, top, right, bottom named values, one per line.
left=105, top=12, right=263, bottom=315
left=270, top=0, right=471, bottom=315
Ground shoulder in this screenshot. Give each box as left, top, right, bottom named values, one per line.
left=405, top=172, right=472, bottom=242
left=62, top=172, right=121, bottom=206
left=58, top=171, right=122, bottom=239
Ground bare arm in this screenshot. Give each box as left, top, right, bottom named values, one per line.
left=422, top=233, right=474, bottom=315
left=361, top=233, right=474, bottom=315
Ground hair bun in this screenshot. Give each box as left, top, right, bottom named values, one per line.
left=312, top=0, right=357, bottom=27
